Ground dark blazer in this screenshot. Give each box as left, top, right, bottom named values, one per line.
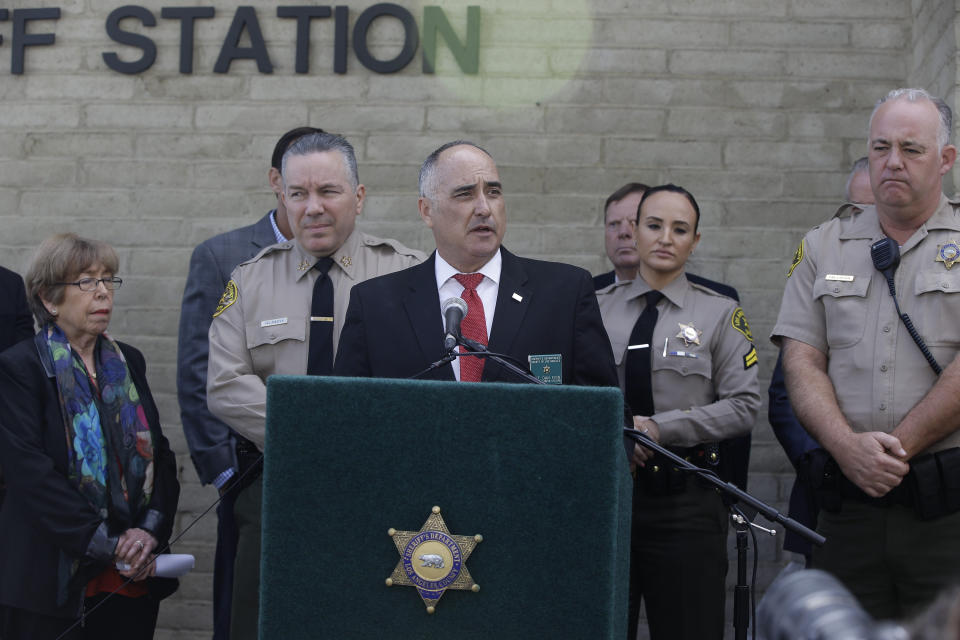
left=768, top=350, right=820, bottom=557
left=177, top=212, right=279, bottom=484
left=593, top=269, right=740, bottom=301
left=334, top=248, right=619, bottom=388
left=0, top=335, right=179, bottom=618
left=0, top=266, right=34, bottom=354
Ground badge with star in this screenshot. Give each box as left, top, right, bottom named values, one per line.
left=676, top=322, right=702, bottom=347
left=936, top=240, right=960, bottom=269
left=386, top=506, right=482, bottom=613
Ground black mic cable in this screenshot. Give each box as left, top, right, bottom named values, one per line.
left=870, top=237, right=942, bottom=376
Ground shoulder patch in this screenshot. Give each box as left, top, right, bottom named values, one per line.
left=787, top=239, right=804, bottom=278
left=212, top=280, right=238, bottom=318
left=743, top=345, right=758, bottom=370
left=731, top=307, right=753, bottom=342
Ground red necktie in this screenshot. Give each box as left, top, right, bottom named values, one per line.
left=453, top=273, right=488, bottom=382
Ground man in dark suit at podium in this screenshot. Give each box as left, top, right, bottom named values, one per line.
left=334, top=140, right=619, bottom=388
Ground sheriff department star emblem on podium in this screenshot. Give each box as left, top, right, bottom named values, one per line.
left=385, top=506, right=482, bottom=613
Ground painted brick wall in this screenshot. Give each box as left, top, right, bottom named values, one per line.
left=0, top=0, right=939, bottom=636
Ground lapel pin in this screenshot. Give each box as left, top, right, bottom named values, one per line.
left=512, top=292, right=523, bottom=302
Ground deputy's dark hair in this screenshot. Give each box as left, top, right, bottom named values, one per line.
left=636, top=184, right=701, bottom=232
left=271, top=126, right=325, bottom=170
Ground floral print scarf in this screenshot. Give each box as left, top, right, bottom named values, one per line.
left=45, top=323, right=154, bottom=520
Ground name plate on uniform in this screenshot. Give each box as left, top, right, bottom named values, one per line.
left=528, top=354, right=562, bottom=384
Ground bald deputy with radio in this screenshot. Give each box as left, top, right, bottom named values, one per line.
left=773, top=88, right=960, bottom=619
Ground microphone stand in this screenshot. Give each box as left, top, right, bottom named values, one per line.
left=410, top=335, right=546, bottom=384
left=623, top=429, right=825, bottom=640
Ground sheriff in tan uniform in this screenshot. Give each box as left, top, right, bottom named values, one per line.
left=207, top=229, right=423, bottom=449
left=598, top=275, right=760, bottom=447
left=203, top=131, right=424, bottom=640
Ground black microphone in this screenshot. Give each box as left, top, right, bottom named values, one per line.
left=441, top=297, right=468, bottom=353
left=870, top=236, right=900, bottom=296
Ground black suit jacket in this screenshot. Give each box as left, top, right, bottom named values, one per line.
left=0, top=266, right=34, bottom=354
left=177, top=212, right=279, bottom=484
left=0, top=335, right=179, bottom=617
left=335, top=248, right=619, bottom=388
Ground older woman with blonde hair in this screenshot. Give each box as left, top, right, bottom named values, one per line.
left=0, top=233, right=179, bottom=639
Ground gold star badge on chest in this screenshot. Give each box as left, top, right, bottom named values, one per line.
left=676, top=322, right=702, bottom=347
left=936, top=240, right=960, bottom=269
left=386, top=506, right=482, bottom=613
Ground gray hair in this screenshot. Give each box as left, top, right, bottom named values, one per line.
left=418, top=140, right=493, bottom=200
left=844, top=156, right=869, bottom=201
left=281, top=132, right=359, bottom=189
left=869, top=88, right=952, bottom=149
left=25, top=233, right=119, bottom=326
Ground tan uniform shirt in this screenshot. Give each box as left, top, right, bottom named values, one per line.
left=772, top=196, right=960, bottom=453
left=598, top=274, right=760, bottom=448
left=207, top=229, right=425, bottom=448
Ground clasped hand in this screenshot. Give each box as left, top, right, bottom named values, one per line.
left=832, top=431, right=910, bottom=498
left=114, top=528, right=158, bottom=581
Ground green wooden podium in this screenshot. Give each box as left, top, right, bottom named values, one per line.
left=260, top=376, right=631, bottom=639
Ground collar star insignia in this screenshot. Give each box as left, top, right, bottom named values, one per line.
left=297, top=259, right=311, bottom=272
left=936, top=240, right=960, bottom=269
left=676, top=322, right=702, bottom=347
left=340, top=255, right=352, bottom=268
left=386, top=506, right=482, bottom=614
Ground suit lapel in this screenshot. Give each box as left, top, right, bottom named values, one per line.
left=251, top=210, right=280, bottom=250
left=485, top=248, right=531, bottom=382
left=402, top=254, right=454, bottom=381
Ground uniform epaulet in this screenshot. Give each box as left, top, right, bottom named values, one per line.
left=596, top=279, right=629, bottom=295
left=832, top=202, right=864, bottom=219
left=239, top=241, right=294, bottom=267
left=361, top=233, right=424, bottom=259
left=687, top=281, right=731, bottom=299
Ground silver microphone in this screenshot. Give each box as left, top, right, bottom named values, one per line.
left=441, top=297, right=468, bottom=352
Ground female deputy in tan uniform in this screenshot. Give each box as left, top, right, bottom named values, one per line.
left=596, top=184, right=760, bottom=640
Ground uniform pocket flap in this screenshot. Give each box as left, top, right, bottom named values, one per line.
left=914, top=270, right=960, bottom=295
left=813, top=275, right=870, bottom=299
left=245, top=316, right=306, bottom=349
